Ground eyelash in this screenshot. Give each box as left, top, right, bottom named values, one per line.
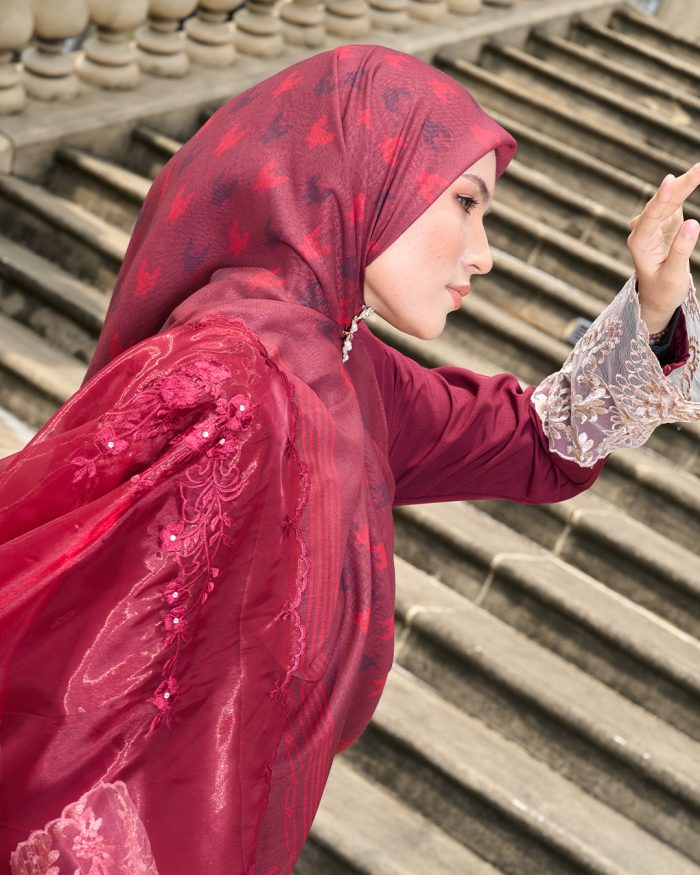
left=456, top=194, right=480, bottom=215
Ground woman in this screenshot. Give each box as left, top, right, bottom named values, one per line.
left=1, top=44, right=698, bottom=874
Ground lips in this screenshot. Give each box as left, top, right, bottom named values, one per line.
left=449, top=284, right=471, bottom=297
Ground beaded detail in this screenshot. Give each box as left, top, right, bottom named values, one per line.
left=341, top=304, right=374, bottom=362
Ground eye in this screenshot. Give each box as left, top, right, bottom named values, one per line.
left=456, top=194, right=480, bottom=215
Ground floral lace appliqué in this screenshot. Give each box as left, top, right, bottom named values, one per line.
left=10, top=781, right=158, bottom=874
left=532, top=272, right=700, bottom=466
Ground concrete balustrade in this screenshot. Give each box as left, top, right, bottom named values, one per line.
left=0, top=0, right=34, bottom=114
left=135, top=0, right=199, bottom=77
left=184, top=1, right=238, bottom=66
left=77, top=0, right=149, bottom=89
left=0, top=0, right=495, bottom=115
left=21, top=0, right=89, bottom=101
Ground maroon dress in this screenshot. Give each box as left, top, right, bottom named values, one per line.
left=0, top=43, right=692, bottom=875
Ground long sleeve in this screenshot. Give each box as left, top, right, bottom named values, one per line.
left=359, top=325, right=608, bottom=507
left=532, top=271, right=700, bottom=467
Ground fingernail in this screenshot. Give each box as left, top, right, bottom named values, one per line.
left=683, top=220, right=699, bottom=237
left=663, top=173, right=675, bottom=186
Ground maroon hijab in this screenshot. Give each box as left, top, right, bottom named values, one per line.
left=85, top=43, right=515, bottom=381
left=1, top=45, right=517, bottom=873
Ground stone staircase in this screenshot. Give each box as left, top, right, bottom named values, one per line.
left=1, top=2, right=699, bottom=872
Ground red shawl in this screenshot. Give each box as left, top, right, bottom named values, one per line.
left=0, top=44, right=597, bottom=874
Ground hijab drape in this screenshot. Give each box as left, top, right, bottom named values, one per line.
left=0, top=44, right=516, bottom=873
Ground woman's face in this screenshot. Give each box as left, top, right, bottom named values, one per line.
left=363, top=149, right=496, bottom=340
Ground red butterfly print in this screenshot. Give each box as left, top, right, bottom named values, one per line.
left=416, top=167, right=448, bottom=202
left=272, top=69, right=304, bottom=98
left=378, top=134, right=407, bottom=166
left=429, top=77, right=457, bottom=103
left=254, top=160, right=289, bottom=193
left=167, top=184, right=195, bottom=224
left=228, top=218, right=250, bottom=255
left=134, top=257, right=162, bottom=298
left=305, top=114, right=336, bottom=149
left=345, top=192, right=366, bottom=225
left=300, top=225, right=331, bottom=260
left=214, top=121, right=249, bottom=156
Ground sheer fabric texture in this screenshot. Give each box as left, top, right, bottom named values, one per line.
left=533, top=272, right=697, bottom=466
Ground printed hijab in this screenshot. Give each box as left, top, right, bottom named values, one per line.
left=85, top=43, right=516, bottom=380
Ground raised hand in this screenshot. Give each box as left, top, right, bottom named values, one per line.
left=627, top=162, right=700, bottom=334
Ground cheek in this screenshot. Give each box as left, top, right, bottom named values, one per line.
left=424, top=208, right=463, bottom=256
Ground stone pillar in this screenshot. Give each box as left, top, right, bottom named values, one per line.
left=407, top=0, right=448, bottom=22
left=447, top=0, right=481, bottom=14
left=233, top=0, right=284, bottom=58
left=368, top=0, right=409, bottom=31
left=21, top=0, right=89, bottom=101
left=325, top=0, right=371, bottom=37
left=654, top=0, right=700, bottom=40
left=0, top=0, right=34, bottom=114
left=184, top=1, right=238, bottom=67
left=280, top=0, right=326, bottom=48
left=77, top=0, right=149, bottom=89
left=136, top=0, right=199, bottom=77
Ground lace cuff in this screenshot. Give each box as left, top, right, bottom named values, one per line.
left=532, top=272, right=700, bottom=467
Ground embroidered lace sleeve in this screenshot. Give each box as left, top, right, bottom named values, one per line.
left=531, top=272, right=699, bottom=468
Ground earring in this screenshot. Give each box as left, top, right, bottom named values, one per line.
left=341, top=304, right=374, bottom=362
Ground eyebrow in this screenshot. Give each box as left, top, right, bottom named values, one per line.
left=460, top=173, right=493, bottom=214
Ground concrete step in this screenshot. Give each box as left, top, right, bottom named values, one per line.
left=528, top=26, right=700, bottom=130
left=47, top=146, right=150, bottom=234
left=391, top=498, right=700, bottom=743
left=390, top=555, right=700, bottom=862
left=609, top=4, right=700, bottom=70
left=478, top=38, right=700, bottom=163
left=473, top=487, right=700, bottom=640
left=0, top=233, right=105, bottom=364
left=495, top=156, right=700, bottom=276
left=344, top=665, right=700, bottom=875
left=436, top=54, right=700, bottom=205
left=483, top=103, right=684, bottom=225
left=0, top=172, right=127, bottom=294
left=0, top=310, right=83, bottom=428
left=0, top=406, right=34, bottom=459
left=126, top=124, right=184, bottom=180
left=569, top=14, right=700, bottom=95
left=296, top=756, right=501, bottom=875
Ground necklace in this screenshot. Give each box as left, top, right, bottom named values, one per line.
left=341, top=304, right=375, bottom=362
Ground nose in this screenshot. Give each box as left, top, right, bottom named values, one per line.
left=462, top=220, right=493, bottom=277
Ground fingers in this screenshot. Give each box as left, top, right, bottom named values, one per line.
left=646, top=162, right=700, bottom=223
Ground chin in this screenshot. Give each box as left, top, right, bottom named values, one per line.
left=400, top=316, right=446, bottom=341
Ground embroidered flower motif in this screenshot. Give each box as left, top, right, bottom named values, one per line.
left=95, top=426, right=129, bottom=455
left=164, top=606, right=189, bottom=646
left=162, top=578, right=187, bottom=605
left=181, top=414, right=218, bottom=452
left=159, top=373, right=204, bottom=408
left=71, top=455, right=97, bottom=483
left=160, top=521, right=186, bottom=553
left=151, top=676, right=179, bottom=730
left=532, top=272, right=700, bottom=466
left=220, top=393, right=253, bottom=431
